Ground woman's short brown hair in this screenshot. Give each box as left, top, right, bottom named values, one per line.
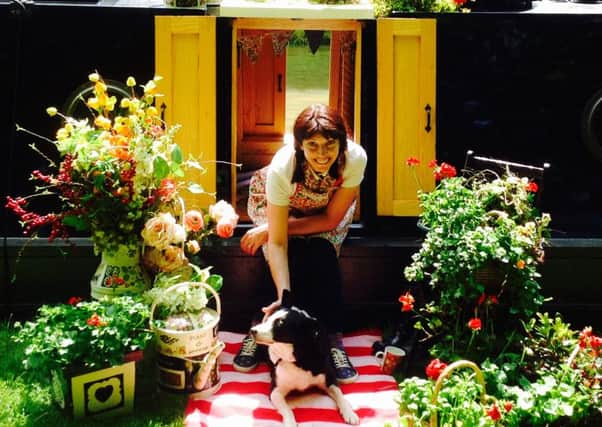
left=292, top=104, right=348, bottom=183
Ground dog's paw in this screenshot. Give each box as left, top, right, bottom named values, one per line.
left=341, top=407, right=360, bottom=425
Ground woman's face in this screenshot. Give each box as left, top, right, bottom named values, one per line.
left=301, top=133, right=340, bottom=174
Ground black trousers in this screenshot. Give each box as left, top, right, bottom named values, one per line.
left=255, top=237, right=344, bottom=333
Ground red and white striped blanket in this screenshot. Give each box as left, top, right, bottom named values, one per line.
left=184, top=330, right=400, bottom=427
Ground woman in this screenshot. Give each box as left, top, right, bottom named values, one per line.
left=235, top=104, right=367, bottom=384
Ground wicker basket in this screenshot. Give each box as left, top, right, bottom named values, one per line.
left=430, top=360, right=493, bottom=427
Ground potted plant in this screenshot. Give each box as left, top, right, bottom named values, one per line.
left=395, top=316, right=602, bottom=426
left=402, top=158, right=551, bottom=364
left=372, top=0, right=471, bottom=17
left=396, top=358, right=508, bottom=427
left=145, top=267, right=226, bottom=397
left=12, top=295, right=154, bottom=418
left=5, top=72, right=207, bottom=298
left=393, top=157, right=600, bottom=426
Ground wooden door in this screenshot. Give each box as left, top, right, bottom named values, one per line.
left=155, top=16, right=217, bottom=208
left=377, top=18, right=436, bottom=216
left=239, top=30, right=286, bottom=140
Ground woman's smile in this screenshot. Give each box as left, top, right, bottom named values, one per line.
left=302, top=134, right=340, bottom=174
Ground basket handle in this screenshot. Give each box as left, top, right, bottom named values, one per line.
left=149, top=280, right=221, bottom=326
left=430, top=360, right=488, bottom=427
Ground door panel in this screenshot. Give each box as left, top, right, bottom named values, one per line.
left=155, top=16, right=217, bottom=208
left=240, top=30, right=286, bottom=139
left=377, top=18, right=436, bottom=216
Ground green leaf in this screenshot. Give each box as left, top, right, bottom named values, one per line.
left=207, top=274, right=223, bottom=293
left=171, top=145, right=183, bottom=164
left=153, top=156, right=170, bottom=180
left=62, top=215, right=88, bottom=231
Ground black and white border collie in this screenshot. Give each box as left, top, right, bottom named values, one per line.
left=250, top=291, right=359, bottom=427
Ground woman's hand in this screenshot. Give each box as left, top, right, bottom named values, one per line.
left=261, top=299, right=282, bottom=322
left=240, top=224, right=268, bottom=255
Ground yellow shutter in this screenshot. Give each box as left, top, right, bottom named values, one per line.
left=377, top=18, right=436, bottom=216
left=155, top=16, right=217, bottom=209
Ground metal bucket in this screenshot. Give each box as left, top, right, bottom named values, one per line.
left=150, top=281, right=224, bottom=397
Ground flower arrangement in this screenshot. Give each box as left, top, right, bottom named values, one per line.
left=141, top=198, right=239, bottom=275
left=140, top=199, right=237, bottom=331
left=402, top=158, right=551, bottom=363
left=5, top=72, right=205, bottom=256
left=145, top=266, right=223, bottom=331
left=12, top=295, right=154, bottom=377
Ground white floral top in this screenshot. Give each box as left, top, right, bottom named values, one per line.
left=247, top=143, right=367, bottom=257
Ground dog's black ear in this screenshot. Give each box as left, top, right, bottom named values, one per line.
left=281, top=289, right=293, bottom=308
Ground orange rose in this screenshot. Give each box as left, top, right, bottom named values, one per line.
left=184, top=210, right=204, bottom=232
left=216, top=218, right=236, bottom=238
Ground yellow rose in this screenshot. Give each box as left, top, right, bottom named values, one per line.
left=94, top=116, right=112, bottom=130
left=126, top=76, right=136, bottom=87
left=46, top=107, right=58, bottom=117
left=87, top=97, right=100, bottom=110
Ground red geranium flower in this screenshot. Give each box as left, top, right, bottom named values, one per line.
left=468, top=317, right=482, bottom=331
left=579, top=327, right=593, bottom=348
left=434, top=162, right=457, bottom=180
left=504, top=401, right=514, bottom=413
left=406, top=157, right=420, bottom=166
left=487, top=403, right=502, bottom=421
left=398, top=291, right=415, bottom=312
left=68, top=296, right=82, bottom=305
left=526, top=181, right=539, bottom=193
left=477, top=293, right=486, bottom=305
left=86, top=312, right=107, bottom=327
left=427, top=159, right=438, bottom=168
left=425, top=358, right=447, bottom=380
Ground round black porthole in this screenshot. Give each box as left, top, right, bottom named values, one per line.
left=582, top=88, right=602, bottom=164
left=62, top=79, right=131, bottom=120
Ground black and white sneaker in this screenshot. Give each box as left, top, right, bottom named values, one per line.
left=330, top=347, right=359, bottom=384
left=233, top=335, right=259, bottom=372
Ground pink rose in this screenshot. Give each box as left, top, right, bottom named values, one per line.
left=184, top=210, right=204, bottom=232
left=141, top=212, right=186, bottom=249
left=216, top=217, right=237, bottom=238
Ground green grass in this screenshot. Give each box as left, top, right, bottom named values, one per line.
left=285, top=44, right=330, bottom=132
left=0, top=321, right=188, bottom=426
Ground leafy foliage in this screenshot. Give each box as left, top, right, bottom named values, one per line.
left=404, top=170, right=550, bottom=363
left=372, top=0, right=469, bottom=17
left=12, top=296, right=154, bottom=377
